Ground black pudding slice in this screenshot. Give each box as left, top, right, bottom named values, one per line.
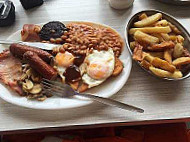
left=39, top=21, right=68, bottom=41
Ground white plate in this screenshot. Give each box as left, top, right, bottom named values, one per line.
left=0, top=21, right=132, bottom=110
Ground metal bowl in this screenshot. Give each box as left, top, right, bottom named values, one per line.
left=156, top=0, right=190, bottom=5
left=125, top=9, right=190, bottom=81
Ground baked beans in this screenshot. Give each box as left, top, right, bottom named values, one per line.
left=52, top=23, right=123, bottom=57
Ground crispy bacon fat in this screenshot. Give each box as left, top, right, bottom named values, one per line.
left=21, top=24, right=41, bottom=42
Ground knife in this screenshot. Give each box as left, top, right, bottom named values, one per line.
left=0, top=40, right=59, bottom=50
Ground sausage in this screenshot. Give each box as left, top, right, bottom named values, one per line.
left=10, top=43, right=52, bottom=63
left=23, top=51, right=57, bottom=80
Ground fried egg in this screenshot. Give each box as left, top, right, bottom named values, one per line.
left=80, top=48, right=115, bottom=88
left=54, top=51, right=75, bottom=80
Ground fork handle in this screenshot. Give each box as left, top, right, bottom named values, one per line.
left=76, top=93, right=144, bottom=113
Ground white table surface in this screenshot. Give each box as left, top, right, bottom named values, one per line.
left=0, top=0, right=190, bottom=133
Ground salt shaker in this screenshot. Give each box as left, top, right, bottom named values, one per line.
left=108, top=0, right=134, bottom=10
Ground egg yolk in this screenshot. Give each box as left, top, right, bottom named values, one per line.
left=55, top=52, right=74, bottom=67
left=87, top=62, right=110, bottom=80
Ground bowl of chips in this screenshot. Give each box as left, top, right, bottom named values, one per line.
left=125, top=9, right=190, bottom=80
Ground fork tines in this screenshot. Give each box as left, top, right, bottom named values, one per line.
left=41, top=78, right=68, bottom=97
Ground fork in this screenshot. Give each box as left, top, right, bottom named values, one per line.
left=41, top=78, right=144, bottom=113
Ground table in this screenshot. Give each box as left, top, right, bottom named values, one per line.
left=0, top=0, right=190, bottom=133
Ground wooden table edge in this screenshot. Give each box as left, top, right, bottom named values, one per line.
left=1, top=117, right=190, bottom=135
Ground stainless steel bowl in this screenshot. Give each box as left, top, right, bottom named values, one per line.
left=156, top=0, right=190, bottom=5
left=125, top=9, right=190, bottom=81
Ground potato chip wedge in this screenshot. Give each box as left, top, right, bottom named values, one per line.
left=176, top=35, right=184, bottom=44
left=169, top=35, right=177, bottom=41
left=164, top=49, right=173, bottom=64
left=143, top=53, right=155, bottom=62
left=130, top=41, right=137, bottom=51
left=154, top=20, right=168, bottom=27
left=134, top=30, right=159, bottom=44
left=173, top=43, right=184, bottom=58
left=160, top=33, right=170, bottom=41
left=173, top=57, right=190, bottom=67
left=151, top=33, right=164, bottom=42
left=133, top=43, right=143, bottom=61
left=140, top=60, right=151, bottom=70
left=139, top=13, right=148, bottom=20
left=170, top=35, right=184, bottom=43
left=147, top=41, right=175, bottom=51
left=152, top=57, right=176, bottom=73
left=168, top=22, right=181, bottom=34
left=146, top=52, right=164, bottom=59
left=129, top=26, right=171, bottom=35
left=149, top=66, right=182, bottom=79
left=134, top=13, right=162, bottom=27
